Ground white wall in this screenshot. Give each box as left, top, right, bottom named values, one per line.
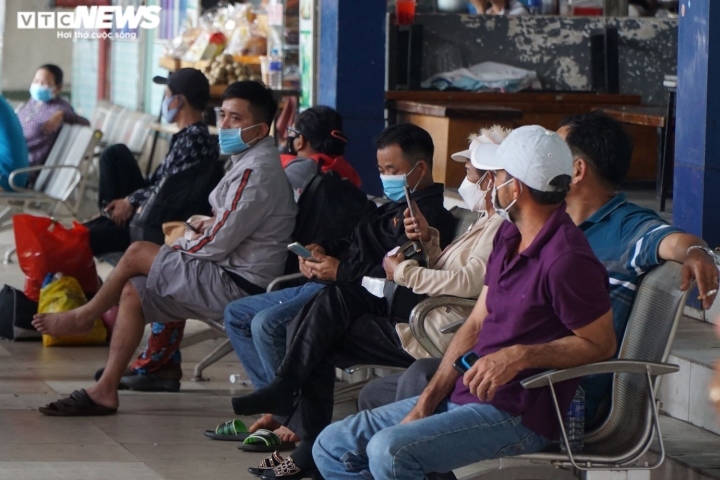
left=0, top=0, right=6, bottom=85
left=1, top=0, right=74, bottom=92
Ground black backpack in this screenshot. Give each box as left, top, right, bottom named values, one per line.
left=286, top=165, right=373, bottom=274
left=129, top=160, right=225, bottom=245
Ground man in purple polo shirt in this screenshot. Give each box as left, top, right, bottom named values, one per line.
left=313, top=126, right=616, bottom=480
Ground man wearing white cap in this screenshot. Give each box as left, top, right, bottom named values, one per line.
left=313, top=126, right=617, bottom=480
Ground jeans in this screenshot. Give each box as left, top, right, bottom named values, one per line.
left=313, top=396, right=550, bottom=480
left=224, top=282, right=325, bottom=388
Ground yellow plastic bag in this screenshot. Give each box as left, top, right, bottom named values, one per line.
left=39, top=276, right=107, bottom=347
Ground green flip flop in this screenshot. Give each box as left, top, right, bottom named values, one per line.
left=237, top=429, right=296, bottom=452
left=204, top=419, right=250, bottom=441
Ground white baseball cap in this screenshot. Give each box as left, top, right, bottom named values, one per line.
left=471, top=125, right=573, bottom=192
left=451, top=140, right=500, bottom=171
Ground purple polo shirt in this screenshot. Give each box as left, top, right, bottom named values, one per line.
left=450, top=204, right=611, bottom=439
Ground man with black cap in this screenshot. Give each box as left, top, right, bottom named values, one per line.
left=85, top=67, right=220, bottom=255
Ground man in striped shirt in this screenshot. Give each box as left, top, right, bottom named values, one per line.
left=33, top=82, right=297, bottom=417
left=558, top=111, right=718, bottom=425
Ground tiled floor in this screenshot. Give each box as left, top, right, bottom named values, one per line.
left=0, top=225, right=359, bottom=480
left=0, top=187, right=687, bottom=479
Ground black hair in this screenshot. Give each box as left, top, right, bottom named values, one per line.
left=38, top=64, right=63, bottom=87
left=294, top=106, right=347, bottom=156
left=222, top=81, right=278, bottom=127
left=559, top=111, right=634, bottom=188
left=375, top=123, right=434, bottom=167
left=526, top=175, right=572, bottom=205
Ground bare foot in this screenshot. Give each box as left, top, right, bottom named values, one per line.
left=249, top=413, right=282, bottom=432
left=85, top=384, right=119, bottom=411
left=274, top=425, right=300, bottom=443
left=32, top=310, right=95, bottom=336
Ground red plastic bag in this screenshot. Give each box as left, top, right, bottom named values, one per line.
left=13, top=215, right=100, bottom=302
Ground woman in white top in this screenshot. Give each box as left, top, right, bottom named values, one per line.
left=387, top=125, right=513, bottom=358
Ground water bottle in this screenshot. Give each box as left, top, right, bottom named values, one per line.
left=560, top=387, right=585, bottom=453
left=268, top=49, right=283, bottom=90
left=229, top=374, right=250, bottom=385
left=527, top=0, right=543, bottom=14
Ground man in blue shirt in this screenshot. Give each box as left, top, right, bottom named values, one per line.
left=357, top=111, right=719, bottom=429
left=0, top=95, right=29, bottom=190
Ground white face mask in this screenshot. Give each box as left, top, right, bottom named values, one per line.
left=457, top=172, right=491, bottom=213
left=491, top=177, right=519, bottom=223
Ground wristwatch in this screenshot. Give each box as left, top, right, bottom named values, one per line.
left=687, top=245, right=720, bottom=265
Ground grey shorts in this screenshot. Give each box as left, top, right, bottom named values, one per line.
left=130, top=245, right=249, bottom=324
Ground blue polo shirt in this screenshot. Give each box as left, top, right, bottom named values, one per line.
left=579, top=193, right=682, bottom=425
left=0, top=95, right=29, bottom=190
left=451, top=204, right=611, bottom=439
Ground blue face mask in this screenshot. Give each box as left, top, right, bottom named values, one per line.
left=218, top=124, right=262, bottom=155
left=379, top=162, right=419, bottom=202
left=29, top=83, right=55, bottom=103
left=162, top=95, right=182, bottom=123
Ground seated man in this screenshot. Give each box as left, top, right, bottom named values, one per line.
left=32, top=81, right=298, bottom=416
left=0, top=94, right=29, bottom=190
left=229, top=128, right=508, bottom=477
left=357, top=112, right=719, bottom=427
left=85, top=67, right=220, bottom=255
left=109, top=105, right=364, bottom=392
left=221, top=124, right=456, bottom=433
left=313, top=125, right=616, bottom=479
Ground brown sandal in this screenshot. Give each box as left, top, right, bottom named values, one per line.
left=39, top=389, right=117, bottom=417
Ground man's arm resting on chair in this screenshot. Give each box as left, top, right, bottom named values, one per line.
left=464, top=309, right=616, bottom=402
left=402, top=286, right=490, bottom=424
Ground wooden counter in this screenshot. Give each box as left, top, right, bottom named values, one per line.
left=387, top=91, right=656, bottom=187
left=391, top=101, right=523, bottom=188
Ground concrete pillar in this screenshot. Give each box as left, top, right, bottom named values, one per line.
left=673, top=0, right=720, bottom=247
left=317, top=0, right=387, bottom=195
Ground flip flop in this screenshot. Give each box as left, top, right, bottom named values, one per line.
left=248, top=451, right=285, bottom=476
left=203, top=419, right=250, bottom=441
left=238, top=429, right=296, bottom=453
left=39, top=389, right=117, bottom=417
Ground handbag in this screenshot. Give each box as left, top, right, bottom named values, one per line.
left=0, top=285, right=40, bottom=341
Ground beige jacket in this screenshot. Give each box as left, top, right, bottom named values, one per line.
left=394, top=213, right=503, bottom=359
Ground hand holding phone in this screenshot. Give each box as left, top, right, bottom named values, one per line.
left=453, top=351, right=480, bottom=374
left=288, top=242, right=315, bottom=260
left=404, top=185, right=417, bottom=219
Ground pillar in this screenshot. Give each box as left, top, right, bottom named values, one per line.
left=673, top=0, right=720, bottom=247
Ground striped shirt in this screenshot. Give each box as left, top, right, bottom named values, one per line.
left=579, top=193, right=682, bottom=422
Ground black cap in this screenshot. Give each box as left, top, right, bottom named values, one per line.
left=153, top=68, right=210, bottom=111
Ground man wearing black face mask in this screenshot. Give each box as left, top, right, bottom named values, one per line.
left=85, top=68, right=220, bottom=255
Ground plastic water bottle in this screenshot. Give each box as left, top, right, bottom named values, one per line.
left=268, top=49, right=283, bottom=90
left=527, top=0, right=542, bottom=14
left=560, top=387, right=585, bottom=453
left=229, top=374, right=249, bottom=385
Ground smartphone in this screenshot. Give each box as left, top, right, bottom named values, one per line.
left=404, top=185, right=417, bottom=219
left=184, top=221, right=203, bottom=234
left=453, top=351, right=480, bottom=374
left=288, top=242, right=314, bottom=259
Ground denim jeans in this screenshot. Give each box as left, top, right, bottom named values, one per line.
left=224, top=282, right=325, bottom=388
left=313, top=396, right=549, bottom=480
